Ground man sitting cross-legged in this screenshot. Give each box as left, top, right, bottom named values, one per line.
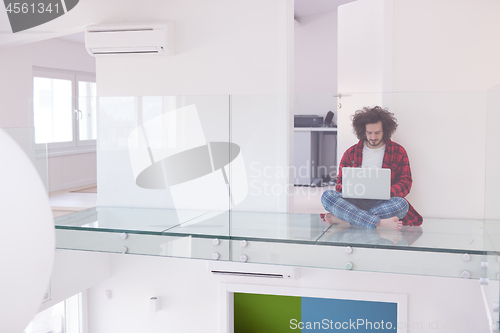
left=321, top=106, right=423, bottom=230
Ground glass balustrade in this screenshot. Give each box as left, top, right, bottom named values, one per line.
left=49, top=91, right=499, bottom=330
left=2, top=125, right=50, bottom=304
left=2, top=126, right=49, bottom=193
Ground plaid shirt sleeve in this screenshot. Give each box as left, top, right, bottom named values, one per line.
left=384, top=141, right=422, bottom=226
left=386, top=143, right=412, bottom=198
left=335, top=152, right=347, bottom=193
left=335, top=143, right=361, bottom=193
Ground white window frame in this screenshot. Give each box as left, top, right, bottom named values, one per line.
left=33, top=67, right=96, bottom=156
left=24, top=291, right=86, bottom=333
left=76, top=73, right=97, bottom=148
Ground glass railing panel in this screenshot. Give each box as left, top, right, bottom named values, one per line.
left=324, top=90, right=488, bottom=223
left=479, top=252, right=500, bottom=333
left=485, top=222, right=500, bottom=254
left=309, top=90, right=490, bottom=225
left=56, top=208, right=496, bottom=253
left=2, top=125, right=49, bottom=304
left=229, top=94, right=290, bottom=213
left=225, top=91, right=498, bottom=273
left=54, top=207, right=498, bottom=279
left=55, top=207, right=180, bottom=232
left=93, top=95, right=231, bottom=260
left=54, top=207, right=230, bottom=260
left=485, top=84, right=500, bottom=330
left=1, top=127, right=48, bottom=193
left=52, top=91, right=500, bottom=288
left=166, top=211, right=327, bottom=242
left=291, top=93, right=339, bottom=224
left=389, top=91, right=487, bottom=222
left=317, top=220, right=487, bottom=252
left=485, top=84, right=500, bottom=225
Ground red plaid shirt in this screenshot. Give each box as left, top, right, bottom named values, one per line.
left=336, top=140, right=423, bottom=226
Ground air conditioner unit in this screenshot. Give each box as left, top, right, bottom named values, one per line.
left=208, top=261, right=298, bottom=279
left=85, top=22, right=175, bottom=56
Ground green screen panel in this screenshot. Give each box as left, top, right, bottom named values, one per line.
left=234, top=293, right=301, bottom=333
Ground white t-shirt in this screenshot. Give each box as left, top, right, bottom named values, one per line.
left=361, top=141, right=386, bottom=168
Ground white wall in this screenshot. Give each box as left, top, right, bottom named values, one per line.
left=0, top=45, right=32, bottom=127
left=390, top=0, right=500, bottom=220
left=337, top=0, right=392, bottom=96
left=337, top=0, right=500, bottom=219
left=294, top=10, right=338, bottom=123
left=87, top=254, right=491, bottom=333
left=485, top=85, right=500, bottom=220
left=0, top=39, right=97, bottom=191
left=337, top=0, right=392, bottom=157
left=96, top=1, right=290, bottom=97
left=48, top=153, right=97, bottom=191
left=96, top=0, right=293, bottom=212
left=39, top=250, right=112, bottom=312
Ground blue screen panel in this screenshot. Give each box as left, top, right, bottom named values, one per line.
left=300, top=297, right=397, bottom=331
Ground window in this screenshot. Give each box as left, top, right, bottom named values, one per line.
left=33, top=68, right=96, bottom=154
left=24, top=293, right=84, bottom=333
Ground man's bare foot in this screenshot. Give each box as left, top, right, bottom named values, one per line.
left=323, top=213, right=350, bottom=225
left=376, top=216, right=403, bottom=230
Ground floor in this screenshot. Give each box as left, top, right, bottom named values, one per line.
left=50, top=185, right=98, bottom=218
left=50, top=184, right=331, bottom=218
left=291, top=185, right=334, bottom=214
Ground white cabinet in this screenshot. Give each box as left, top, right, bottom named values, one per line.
left=294, top=130, right=319, bottom=185
left=294, top=128, right=337, bottom=186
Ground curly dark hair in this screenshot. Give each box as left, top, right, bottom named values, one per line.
left=351, top=106, right=398, bottom=142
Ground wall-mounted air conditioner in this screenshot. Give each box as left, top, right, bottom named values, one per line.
left=85, top=22, right=175, bottom=56
left=208, top=261, right=298, bottom=279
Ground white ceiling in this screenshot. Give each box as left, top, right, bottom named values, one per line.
left=0, top=0, right=357, bottom=47
left=55, top=0, right=358, bottom=45
left=56, top=32, right=85, bottom=44
left=294, top=0, right=356, bottom=19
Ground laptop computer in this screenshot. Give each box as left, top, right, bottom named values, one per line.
left=341, top=167, right=391, bottom=200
